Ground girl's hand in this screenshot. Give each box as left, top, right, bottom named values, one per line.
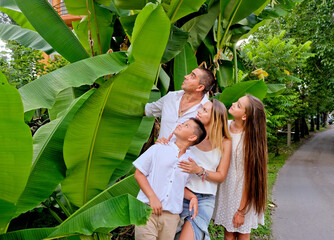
left=232, top=211, right=245, bottom=228
left=178, top=157, right=201, bottom=174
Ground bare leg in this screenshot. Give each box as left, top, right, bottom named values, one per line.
left=236, top=233, right=250, bottom=240
left=224, top=229, right=236, bottom=240
left=179, top=221, right=195, bottom=240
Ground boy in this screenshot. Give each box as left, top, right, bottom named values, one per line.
left=133, top=118, right=207, bottom=240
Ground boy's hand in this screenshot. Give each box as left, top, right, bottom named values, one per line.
left=189, top=196, right=198, bottom=219
left=149, top=195, right=163, bottom=215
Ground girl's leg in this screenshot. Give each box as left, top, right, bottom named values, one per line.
left=179, top=220, right=195, bottom=240
left=224, top=229, right=236, bottom=240
left=236, top=233, right=250, bottom=240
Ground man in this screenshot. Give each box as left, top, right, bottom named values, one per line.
left=145, top=67, right=215, bottom=139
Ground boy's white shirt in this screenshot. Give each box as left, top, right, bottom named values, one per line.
left=133, top=142, right=197, bottom=214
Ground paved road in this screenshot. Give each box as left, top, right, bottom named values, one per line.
left=272, top=126, right=334, bottom=240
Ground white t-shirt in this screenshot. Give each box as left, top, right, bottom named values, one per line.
left=133, top=142, right=196, bottom=214
left=145, top=90, right=209, bottom=139
left=186, top=146, right=221, bottom=195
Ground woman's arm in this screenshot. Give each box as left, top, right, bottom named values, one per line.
left=178, top=139, right=232, bottom=183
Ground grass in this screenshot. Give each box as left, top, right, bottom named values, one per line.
left=209, top=132, right=316, bottom=240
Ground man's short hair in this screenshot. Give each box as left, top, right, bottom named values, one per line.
left=189, top=117, right=207, bottom=145
left=198, top=67, right=215, bottom=93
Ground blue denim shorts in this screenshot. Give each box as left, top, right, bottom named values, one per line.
left=175, top=192, right=216, bottom=240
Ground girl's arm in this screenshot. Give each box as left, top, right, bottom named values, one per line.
left=178, top=139, right=232, bottom=183
left=233, top=186, right=247, bottom=228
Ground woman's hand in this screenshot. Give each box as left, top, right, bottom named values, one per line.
left=232, top=211, right=245, bottom=228
left=178, top=157, right=201, bottom=174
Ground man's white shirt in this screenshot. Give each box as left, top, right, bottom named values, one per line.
left=133, top=142, right=196, bottom=214
left=145, top=90, right=209, bottom=139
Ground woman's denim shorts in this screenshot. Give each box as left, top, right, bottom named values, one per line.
left=175, top=192, right=215, bottom=240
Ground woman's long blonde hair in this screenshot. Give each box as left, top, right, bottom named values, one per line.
left=243, top=94, right=267, bottom=215
left=207, top=99, right=231, bottom=153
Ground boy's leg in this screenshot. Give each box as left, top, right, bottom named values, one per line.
left=135, top=214, right=159, bottom=240
left=157, top=211, right=180, bottom=240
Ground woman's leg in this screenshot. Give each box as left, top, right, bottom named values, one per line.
left=179, top=220, right=195, bottom=240
left=236, top=233, right=250, bottom=240
left=224, top=229, right=236, bottom=240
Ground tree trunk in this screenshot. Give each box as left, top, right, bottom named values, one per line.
left=300, top=117, right=305, bottom=138
left=316, top=113, right=320, bottom=130
left=310, top=117, right=315, bottom=131
left=302, top=117, right=309, bottom=136
left=322, top=112, right=327, bottom=127
left=294, top=118, right=300, bottom=142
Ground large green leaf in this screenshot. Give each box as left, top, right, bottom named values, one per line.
left=223, top=0, right=267, bottom=25
left=0, top=72, right=32, bottom=233
left=14, top=0, right=89, bottom=63
left=48, top=194, right=151, bottom=238
left=181, top=0, right=220, bottom=50
left=49, top=88, right=75, bottom=121
left=14, top=90, right=95, bottom=217
left=113, top=0, right=155, bottom=10
left=158, top=68, right=170, bottom=96
left=266, top=83, right=286, bottom=97
left=108, top=90, right=161, bottom=185
left=61, top=3, right=170, bottom=207
left=161, top=25, right=189, bottom=63
left=173, top=42, right=198, bottom=90
left=0, top=228, right=56, bottom=240
left=216, top=60, right=234, bottom=89
left=0, top=23, right=54, bottom=54
left=119, top=14, right=137, bottom=40
left=219, top=80, right=268, bottom=108
left=19, top=52, right=128, bottom=112
left=163, top=0, right=206, bottom=23
left=0, top=1, right=35, bottom=31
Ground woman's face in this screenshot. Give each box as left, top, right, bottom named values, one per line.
left=229, top=96, right=248, bottom=120
left=196, top=101, right=212, bottom=126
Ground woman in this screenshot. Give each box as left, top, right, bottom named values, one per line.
left=176, top=99, right=232, bottom=240
left=212, top=94, right=267, bottom=240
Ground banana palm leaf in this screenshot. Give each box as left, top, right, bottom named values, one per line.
left=49, top=88, right=75, bottom=121
left=173, top=42, right=198, bottom=90
left=0, top=23, right=54, bottom=54
left=14, top=0, right=89, bottom=63
left=19, top=52, right=128, bottom=112
left=0, top=228, right=56, bottom=240
left=47, top=194, right=151, bottom=238
left=0, top=72, right=33, bottom=233
left=219, top=80, right=268, bottom=108
left=113, top=0, right=155, bottom=10
left=181, top=0, right=219, bottom=50
left=0, top=0, right=35, bottom=31
left=14, top=90, right=95, bottom=217
left=61, top=3, right=170, bottom=207
left=163, top=0, right=206, bottom=23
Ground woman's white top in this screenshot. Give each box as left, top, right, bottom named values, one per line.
left=186, top=146, right=221, bottom=195
left=212, top=120, right=264, bottom=233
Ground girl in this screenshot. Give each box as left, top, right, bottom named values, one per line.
left=213, top=94, right=267, bottom=240
left=176, top=99, right=232, bottom=240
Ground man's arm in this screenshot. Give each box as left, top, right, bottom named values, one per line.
left=144, top=92, right=168, bottom=117
left=134, top=169, right=162, bottom=215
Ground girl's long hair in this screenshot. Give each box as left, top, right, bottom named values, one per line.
left=243, top=94, right=267, bottom=215
left=208, top=99, right=231, bottom=153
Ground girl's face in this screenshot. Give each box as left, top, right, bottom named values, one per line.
left=196, top=101, right=212, bottom=126
left=229, top=96, right=248, bottom=120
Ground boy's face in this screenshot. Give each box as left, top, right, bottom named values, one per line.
left=173, top=120, right=198, bottom=142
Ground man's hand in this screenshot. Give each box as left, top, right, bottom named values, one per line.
left=155, top=133, right=173, bottom=145
left=189, top=196, right=198, bottom=219
left=149, top=195, right=163, bottom=215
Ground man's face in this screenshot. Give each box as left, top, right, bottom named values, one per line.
left=173, top=120, right=197, bottom=141
left=181, top=68, right=204, bottom=92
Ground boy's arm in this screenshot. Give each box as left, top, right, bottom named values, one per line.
left=184, top=187, right=198, bottom=219
left=134, top=169, right=162, bottom=215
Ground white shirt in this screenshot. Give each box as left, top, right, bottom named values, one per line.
left=186, top=146, right=221, bottom=195
left=133, top=142, right=195, bottom=214
left=145, top=90, right=209, bottom=139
